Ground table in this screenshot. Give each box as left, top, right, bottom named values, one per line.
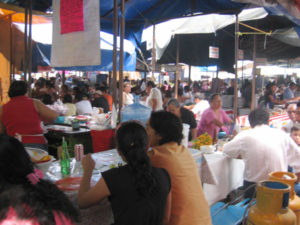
left=236, top=113, right=289, bottom=128
left=46, top=149, right=245, bottom=224
left=44, top=124, right=93, bottom=157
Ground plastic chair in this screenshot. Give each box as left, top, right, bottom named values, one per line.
left=90, top=129, right=115, bottom=153
left=210, top=199, right=249, bottom=225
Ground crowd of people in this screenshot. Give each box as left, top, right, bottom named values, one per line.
left=2, top=74, right=300, bottom=224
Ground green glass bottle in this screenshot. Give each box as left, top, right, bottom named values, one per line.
left=60, top=137, right=70, bottom=177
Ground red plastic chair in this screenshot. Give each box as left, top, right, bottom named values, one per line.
left=90, top=129, right=115, bottom=153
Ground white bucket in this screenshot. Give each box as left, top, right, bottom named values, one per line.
left=181, top=123, right=190, bottom=148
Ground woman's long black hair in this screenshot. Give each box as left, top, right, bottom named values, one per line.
left=0, top=135, right=79, bottom=225
left=116, top=121, right=157, bottom=196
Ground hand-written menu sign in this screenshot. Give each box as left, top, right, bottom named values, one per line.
left=60, top=0, right=84, bottom=34
left=209, top=46, right=219, bottom=59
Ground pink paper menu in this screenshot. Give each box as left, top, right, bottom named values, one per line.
left=60, top=0, right=84, bottom=34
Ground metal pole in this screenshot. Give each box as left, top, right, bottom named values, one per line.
left=24, top=0, right=28, bottom=81
left=151, top=25, right=156, bottom=79
left=188, top=65, right=191, bottom=87
left=233, top=14, right=239, bottom=122
left=251, top=34, right=257, bottom=110
left=28, top=0, right=33, bottom=95
left=112, top=0, right=118, bottom=109
left=9, top=15, right=13, bottom=82
left=175, top=36, right=179, bottom=99
left=118, top=0, right=125, bottom=122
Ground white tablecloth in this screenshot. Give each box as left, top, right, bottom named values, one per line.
left=46, top=148, right=245, bottom=224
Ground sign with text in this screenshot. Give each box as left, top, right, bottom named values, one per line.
left=209, top=46, right=219, bottom=59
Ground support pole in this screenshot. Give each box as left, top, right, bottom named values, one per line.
left=24, top=0, right=28, bottom=81
left=188, top=65, right=191, bottom=87
left=9, top=15, right=13, bottom=82
left=233, top=14, right=239, bottom=122
left=112, top=0, right=118, bottom=108
left=175, top=36, right=180, bottom=99
left=151, top=25, right=156, bottom=79
left=28, top=0, right=33, bottom=95
left=118, top=0, right=125, bottom=122
left=251, top=34, right=257, bottom=110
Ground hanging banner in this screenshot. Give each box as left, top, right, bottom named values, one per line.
left=209, top=46, right=219, bottom=59
left=51, top=0, right=100, bottom=67
left=60, top=0, right=84, bottom=34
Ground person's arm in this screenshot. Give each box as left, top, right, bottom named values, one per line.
left=0, top=107, right=6, bottom=134
left=190, top=128, right=197, bottom=140
left=78, top=154, right=110, bottom=208
left=163, top=192, right=172, bottom=225
left=33, top=99, right=58, bottom=121
left=223, top=135, right=243, bottom=159
left=151, top=98, right=158, bottom=111
left=269, top=94, right=286, bottom=105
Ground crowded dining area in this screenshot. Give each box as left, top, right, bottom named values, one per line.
left=1, top=0, right=300, bottom=225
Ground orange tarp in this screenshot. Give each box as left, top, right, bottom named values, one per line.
left=0, top=3, right=51, bottom=24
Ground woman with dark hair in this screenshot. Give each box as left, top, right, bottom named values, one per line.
left=0, top=135, right=79, bottom=225
left=0, top=81, right=58, bottom=150
left=78, top=121, right=171, bottom=225
left=146, top=111, right=212, bottom=225
left=63, top=94, right=76, bottom=116
left=264, top=82, right=287, bottom=109
left=74, top=91, right=93, bottom=115
left=196, top=93, right=233, bottom=138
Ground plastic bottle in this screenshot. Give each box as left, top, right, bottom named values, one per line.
left=121, top=95, right=152, bottom=125
left=60, top=137, right=70, bottom=177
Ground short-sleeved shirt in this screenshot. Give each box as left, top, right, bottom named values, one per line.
left=75, top=100, right=93, bottom=115
left=148, top=142, right=212, bottom=225
left=146, top=88, right=163, bottom=111
left=102, top=165, right=171, bottom=225
left=180, top=107, right=197, bottom=141
left=197, top=107, right=231, bottom=138
left=92, top=96, right=109, bottom=113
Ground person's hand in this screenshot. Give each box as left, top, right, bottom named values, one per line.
left=81, top=154, right=95, bottom=175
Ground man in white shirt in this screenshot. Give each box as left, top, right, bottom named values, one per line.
left=223, top=108, right=300, bottom=198
left=282, top=103, right=297, bottom=133
left=191, top=93, right=209, bottom=122
left=145, top=81, right=163, bottom=111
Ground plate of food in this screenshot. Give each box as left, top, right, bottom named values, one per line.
left=55, top=177, right=82, bottom=191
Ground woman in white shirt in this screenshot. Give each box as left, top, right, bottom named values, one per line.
left=75, top=92, right=93, bottom=115
left=123, top=82, right=134, bottom=106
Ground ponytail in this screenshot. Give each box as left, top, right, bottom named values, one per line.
left=116, top=121, right=157, bottom=196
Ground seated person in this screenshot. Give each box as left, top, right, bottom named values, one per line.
left=92, top=90, right=109, bottom=113
left=282, top=104, right=297, bottom=133
left=146, top=111, right=212, bottom=225
left=197, top=93, right=233, bottom=139
left=74, top=92, right=93, bottom=115
left=63, top=94, right=76, bottom=116
left=166, top=98, right=197, bottom=141
left=78, top=121, right=171, bottom=225
left=223, top=108, right=300, bottom=199
left=0, top=135, right=79, bottom=225
left=291, top=125, right=300, bottom=146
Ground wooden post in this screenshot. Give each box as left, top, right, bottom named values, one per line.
left=112, top=0, right=118, bottom=108
left=9, top=15, right=13, bottom=82
left=175, top=36, right=180, bottom=99
left=118, top=0, right=125, bottom=122
left=233, top=14, right=239, bottom=122
left=152, top=25, right=156, bottom=79
left=251, top=34, right=257, bottom=110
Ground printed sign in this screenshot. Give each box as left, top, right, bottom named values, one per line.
left=209, top=46, right=219, bottom=59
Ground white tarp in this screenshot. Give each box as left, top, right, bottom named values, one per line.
left=51, top=0, right=100, bottom=67
left=271, top=27, right=300, bottom=47
left=142, top=8, right=268, bottom=60
left=233, top=0, right=300, bottom=26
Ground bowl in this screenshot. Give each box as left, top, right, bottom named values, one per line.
left=218, top=131, right=227, bottom=139
left=35, top=156, right=55, bottom=174
left=200, top=145, right=214, bottom=154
